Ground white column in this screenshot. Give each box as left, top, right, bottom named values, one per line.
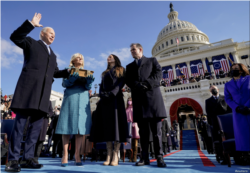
left=207, top=56, right=217, bottom=79
left=201, top=58, right=207, bottom=72
left=224, top=53, right=231, bottom=68
left=172, top=64, right=176, bottom=79
left=186, top=61, right=191, bottom=78
left=231, top=51, right=240, bottom=63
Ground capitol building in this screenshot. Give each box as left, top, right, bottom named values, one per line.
left=51, top=3, right=250, bottom=131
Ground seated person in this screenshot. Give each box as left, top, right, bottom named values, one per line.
left=204, top=70, right=211, bottom=80
left=189, top=74, right=196, bottom=83
left=160, top=79, right=166, bottom=87
left=219, top=68, right=225, bottom=78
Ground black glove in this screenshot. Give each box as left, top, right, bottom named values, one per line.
left=136, top=82, right=148, bottom=91
left=236, top=106, right=250, bottom=115
left=100, top=91, right=114, bottom=99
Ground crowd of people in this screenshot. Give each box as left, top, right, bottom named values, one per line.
left=1, top=96, right=16, bottom=120
left=1, top=12, right=250, bottom=173
left=161, top=68, right=230, bottom=87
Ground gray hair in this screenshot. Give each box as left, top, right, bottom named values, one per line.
left=39, top=27, right=54, bottom=40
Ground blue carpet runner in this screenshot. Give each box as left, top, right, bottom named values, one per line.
left=182, top=130, right=198, bottom=150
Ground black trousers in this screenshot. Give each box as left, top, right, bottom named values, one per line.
left=8, top=110, right=45, bottom=161
left=137, top=119, right=163, bottom=159
left=52, top=135, right=62, bottom=156
left=34, top=141, right=43, bottom=162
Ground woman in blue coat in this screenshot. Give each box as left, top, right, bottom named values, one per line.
left=224, top=63, right=250, bottom=151
left=55, top=53, right=95, bottom=166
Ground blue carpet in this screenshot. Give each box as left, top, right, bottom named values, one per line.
left=182, top=130, right=198, bottom=150
left=1, top=150, right=249, bottom=173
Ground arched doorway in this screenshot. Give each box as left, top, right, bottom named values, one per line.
left=169, top=98, right=203, bottom=127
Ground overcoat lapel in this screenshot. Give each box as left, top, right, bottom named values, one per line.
left=38, top=40, right=50, bottom=55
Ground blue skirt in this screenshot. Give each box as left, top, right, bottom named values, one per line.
left=55, top=85, right=92, bottom=135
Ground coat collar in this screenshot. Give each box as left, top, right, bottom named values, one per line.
left=139, top=56, right=147, bottom=67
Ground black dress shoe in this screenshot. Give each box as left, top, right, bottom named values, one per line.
left=220, top=160, right=228, bottom=165
left=135, top=159, right=150, bottom=166
left=157, top=156, right=167, bottom=167
left=33, top=159, right=44, bottom=167
left=5, top=160, right=21, bottom=172
left=20, top=158, right=43, bottom=169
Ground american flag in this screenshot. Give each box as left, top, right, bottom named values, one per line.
left=190, top=63, right=204, bottom=76
left=213, top=58, right=230, bottom=75
left=176, top=38, right=179, bottom=45
left=176, top=66, right=189, bottom=79
left=162, top=66, right=174, bottom=87
left=164, top=69, right=174, bottom=86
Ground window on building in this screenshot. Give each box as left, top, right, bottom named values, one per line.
left=196, top=36, right=199, bottom=40
left=174, top=25, right=176, bottom=28
left=159, top=46, right=160, bottom=50
left=192, top=36, right=194, bottom=40
left=186, top=36, right=189, bottom=41
left=181, top=37, right=184, bottom=42
left=171, top=39, right=173, bottom=44
left=162, top=44, right=164, bottom=48
left=166, top=41, right=168, bottom=46
left=178, top=24, right=180, bottom=27
left=170, top=27, right=172, bottom=30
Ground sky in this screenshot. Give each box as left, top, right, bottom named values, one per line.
left=1, top=1, right=249, bottom=95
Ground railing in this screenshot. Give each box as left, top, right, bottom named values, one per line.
left=165, top=78, right=230, bottom=93
left=165, top=82, right=201, bottom=93
left=245, top=41, right=250, bottom=45
left=159, top=39, right=235, bottom=59
left=194, top=120, right=204, bottom=150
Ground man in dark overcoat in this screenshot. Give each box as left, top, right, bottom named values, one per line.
left=126, top=43, right=167, bottom=167
left=205, top=85, right=232, bottom=164
left=5, top=13, right=69, bottom=172
left=161, top=118, right=170, bottom=155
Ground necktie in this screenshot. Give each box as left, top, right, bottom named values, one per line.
left=47, top=46, right=50, bottom=55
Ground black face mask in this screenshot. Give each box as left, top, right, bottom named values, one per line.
left=231, top=70, right=240, bottom=77
left=211, top=89, right=218, bottom=95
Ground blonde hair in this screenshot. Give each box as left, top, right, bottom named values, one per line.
left=69, top=53, right=84, bottom=68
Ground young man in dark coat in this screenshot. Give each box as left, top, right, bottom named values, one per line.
left=126, top=43, right=167, bottom=167
left=205, top=85, right=232, bottom=164
left=5, top=13, right=69, bottom=172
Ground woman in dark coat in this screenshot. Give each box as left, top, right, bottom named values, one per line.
left=91, top=54, right=128, bottom=166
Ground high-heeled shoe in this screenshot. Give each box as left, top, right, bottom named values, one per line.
left=61, top=162, right=68, bottom=167
left=75, top=161, right=83, bottom=166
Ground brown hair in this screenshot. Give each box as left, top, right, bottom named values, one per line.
left=130, top=43, right=143, bottom=52
left=126, top=97, right=132, bottom=109
left=230, top=63, right=249, bottom=77
left=102, top=54, right=125, bottom=78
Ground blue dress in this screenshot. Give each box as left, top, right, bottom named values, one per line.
left=224, top=75, right=250, bottom=151
left=55, top=68, right=92, bottom=135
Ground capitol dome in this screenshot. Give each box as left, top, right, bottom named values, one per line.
left=152, top=3, right=210, bottom=57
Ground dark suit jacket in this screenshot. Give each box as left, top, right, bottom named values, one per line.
left=10, top=20, right=68, bottom=114
left=205, top=94, right=232, bottom=139
left=125, top=56, right=167, bottom=122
